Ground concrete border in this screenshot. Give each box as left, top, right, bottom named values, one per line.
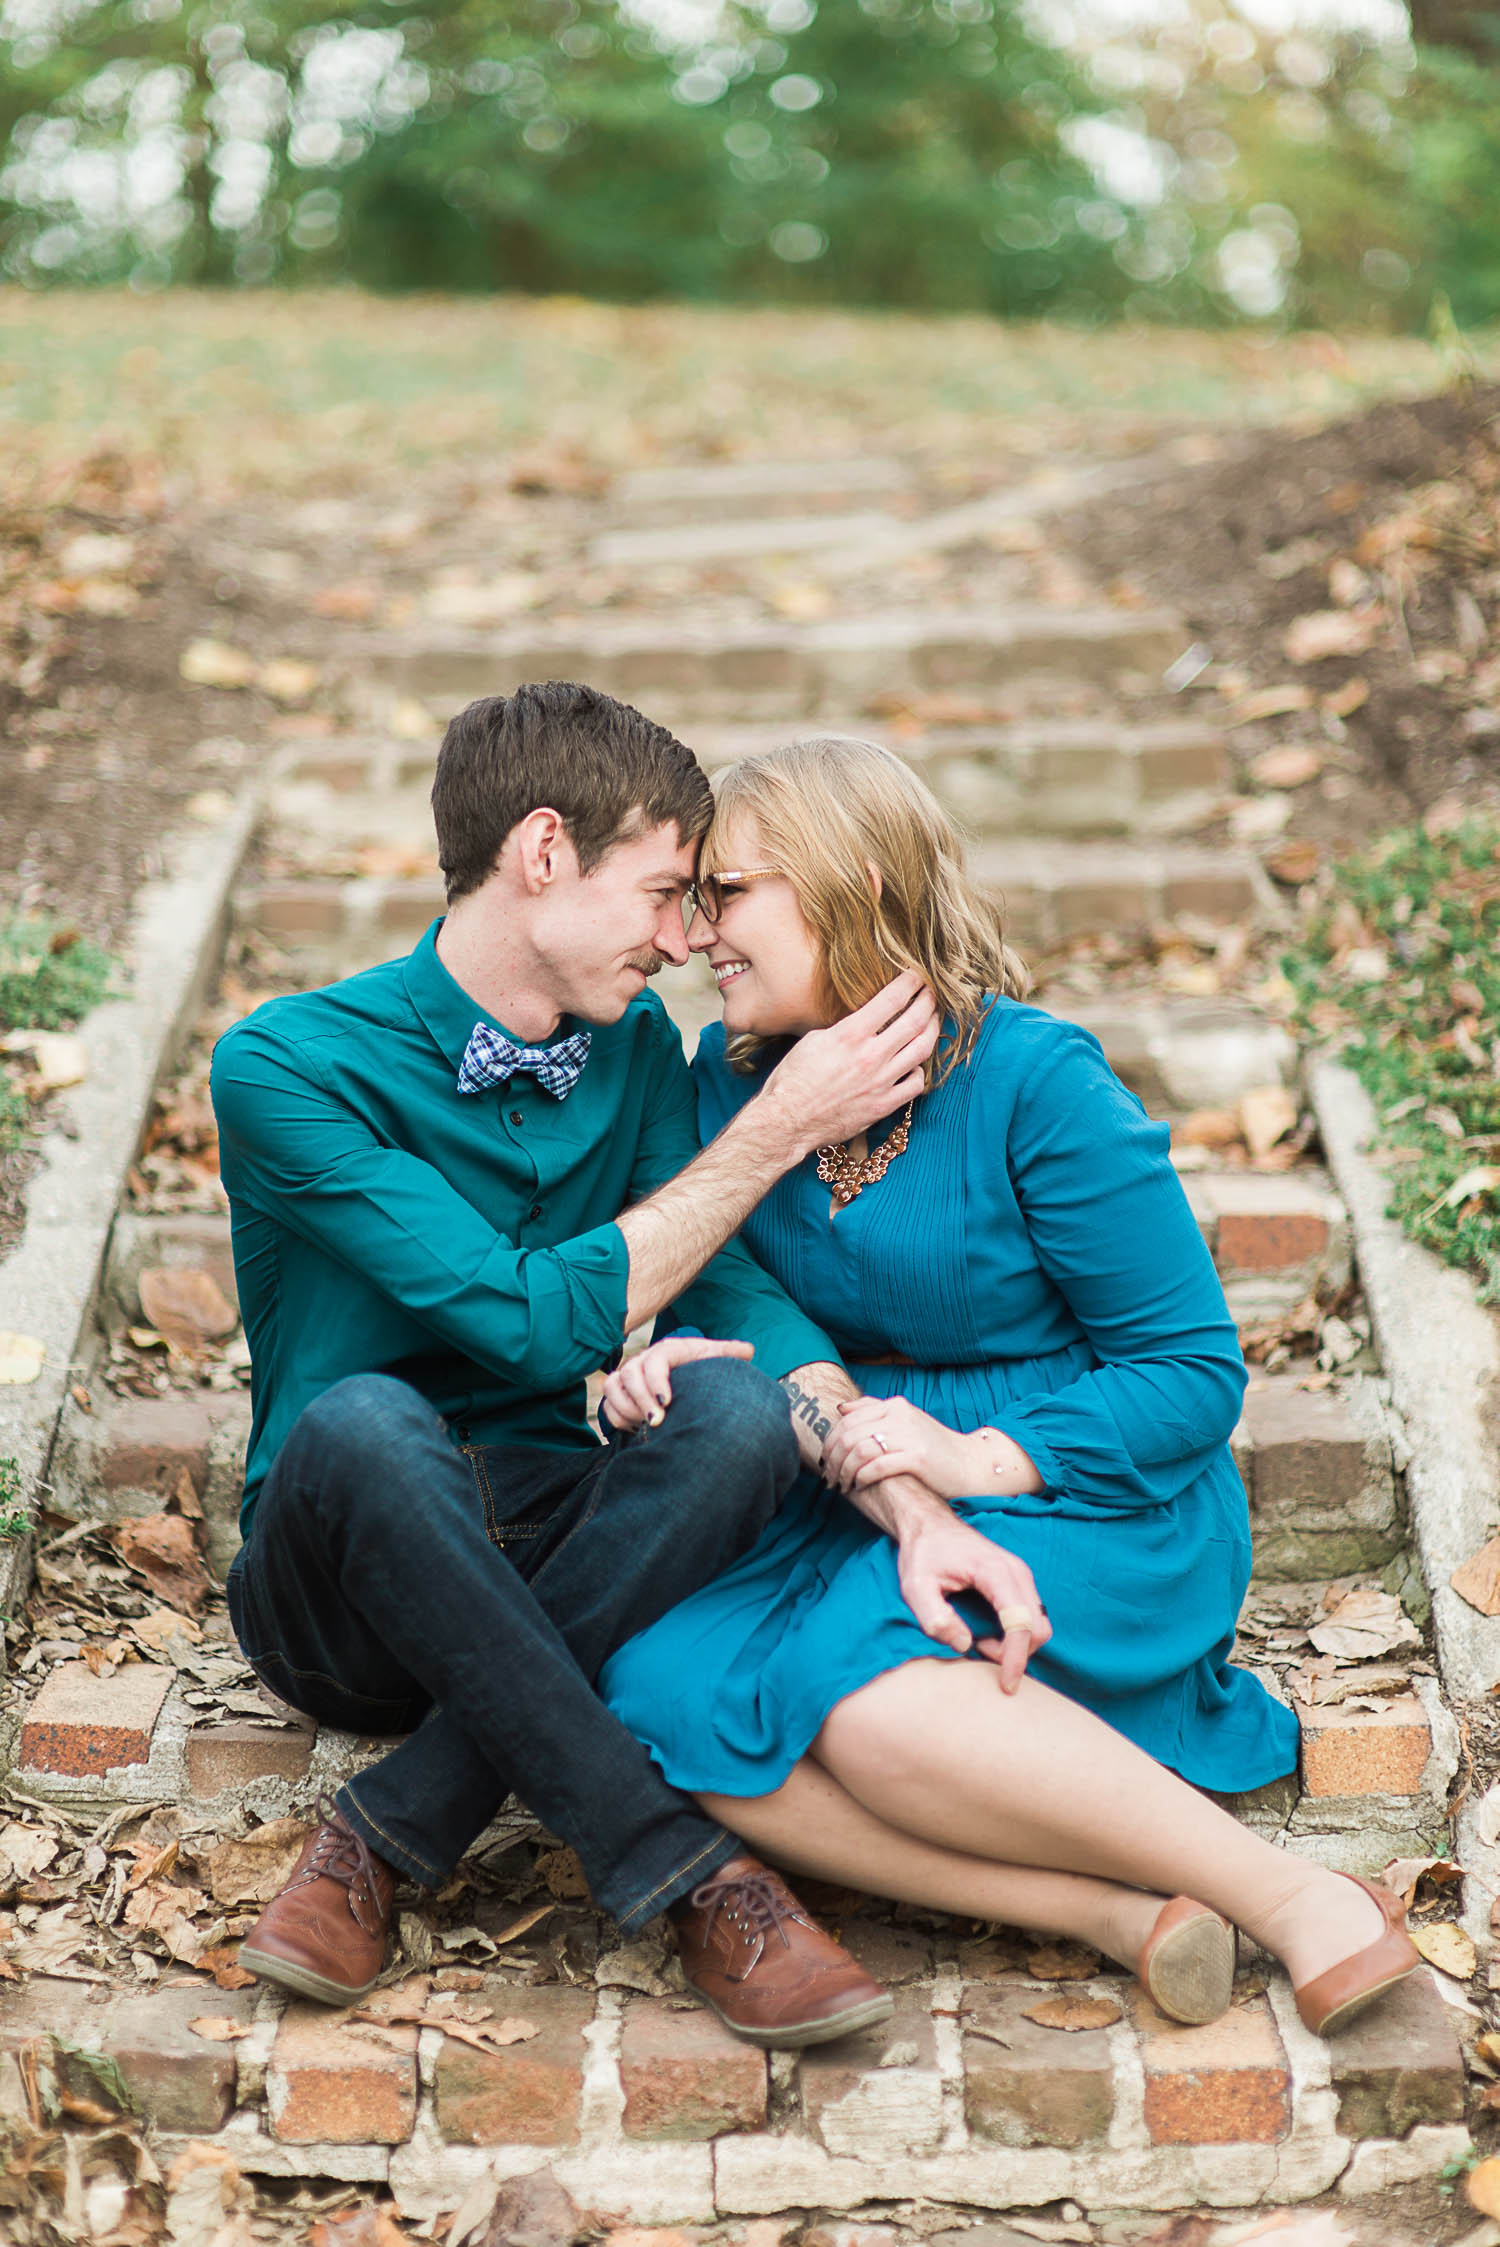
left=0, top=770, right=265, bottom=1651
left=1308, top=1057, right=1500, bottom=1945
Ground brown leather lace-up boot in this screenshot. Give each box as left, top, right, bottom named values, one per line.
left=238, top=1795, right=398, bottom=2006
left=672, top=1853, right=893, bottom=2048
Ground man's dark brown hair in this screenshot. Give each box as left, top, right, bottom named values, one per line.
left=431, top=681, right=713, bottom=904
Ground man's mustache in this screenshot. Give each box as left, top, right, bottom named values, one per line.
left=625, top=951, right=671, bottom=977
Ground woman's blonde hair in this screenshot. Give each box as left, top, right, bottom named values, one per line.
left=705, top=735, right=1030, bottom=1081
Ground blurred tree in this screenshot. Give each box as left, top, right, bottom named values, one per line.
left=0, top=0, right=1133, bottom=312
left=1406, top=0, right=1500, bottom=62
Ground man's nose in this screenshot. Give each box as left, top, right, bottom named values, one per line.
left=684, top=903, right=716, bottom=953
left=656, top=906, right=691, bottom=965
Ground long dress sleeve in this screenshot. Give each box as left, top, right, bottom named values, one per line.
left=983, top=1017, right=1248, bottom=1513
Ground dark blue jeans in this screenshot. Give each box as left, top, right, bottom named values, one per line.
left=225, top=1358, right=798, bottom=1931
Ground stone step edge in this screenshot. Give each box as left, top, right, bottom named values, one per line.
left=5, top=1964, right=1468, bottom=2218
left=1309, top=1057, right=1500, bottom=1959
left=0, top=773, right=266, bottom=1663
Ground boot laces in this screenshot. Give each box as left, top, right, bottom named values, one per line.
left=288, top=1793, right=389, bottom=1936
left=688, top=1868, right=807, bottom=1956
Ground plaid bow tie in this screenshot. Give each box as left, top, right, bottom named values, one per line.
left=457, top=1022, right=592, bottom=1101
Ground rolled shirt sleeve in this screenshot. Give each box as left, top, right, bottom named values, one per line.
left=986, top=1022, right=1248, bottom=1512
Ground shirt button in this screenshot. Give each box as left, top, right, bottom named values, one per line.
left=509, top=1110, right=524, bottom=1126
left=529, top=1204, right=543, bottom=1221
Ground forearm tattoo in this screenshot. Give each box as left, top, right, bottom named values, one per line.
left=781, top=1374, right=834, bottom=1448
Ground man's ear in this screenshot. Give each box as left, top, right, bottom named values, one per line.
left=515, top=808, right=568, bottom=893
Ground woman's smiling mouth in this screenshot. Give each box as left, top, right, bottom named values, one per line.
left=712, top=960, right=749, bottom=987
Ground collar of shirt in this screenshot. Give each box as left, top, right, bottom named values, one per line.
left=401, top=919, right=589, bottom=1087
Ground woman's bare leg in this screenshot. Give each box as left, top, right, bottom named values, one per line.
left=699, top=1758, right=1176, bottom=1969
left=812, top=1657, right=1385, bottom=1986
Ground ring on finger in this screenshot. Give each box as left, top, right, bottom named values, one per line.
left=871, top=1433, right=890, bottom=1454
left=996, top=1602, right=1036, bottom=1633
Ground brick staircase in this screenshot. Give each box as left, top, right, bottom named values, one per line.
left=0, top=454, right=1470, bottom=2223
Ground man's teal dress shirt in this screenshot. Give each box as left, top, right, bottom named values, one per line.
left=210, top=921, right=838, bottom=1532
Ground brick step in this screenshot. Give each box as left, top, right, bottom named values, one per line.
left=319, top=604, right=1186, bottom=725
left=1237, top=1371, right=1402, bottom=1584
left=1042, top=991, right=1296, bottom=1114
left=0, top=1959, right=1466, bottom=2211
left=268, top=718, right=1231, bottom=850
left=690, top=716, right=1230, bottom=838
left=588, top=508, right=913, bottom=571
left=1183, top=1168, right=1350, bottom=1328
left=974, top=838, right=1278, bottom=949
left=602, top=453, right=922, bottom=526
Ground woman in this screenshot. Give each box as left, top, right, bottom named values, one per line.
left=599, top=736, right=1417, bottom=2037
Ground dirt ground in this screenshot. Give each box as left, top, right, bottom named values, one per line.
left=1055, top=380, right=1500, bottom=841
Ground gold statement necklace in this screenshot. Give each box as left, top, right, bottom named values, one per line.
left=817, top=1100, right=915, bottom=1208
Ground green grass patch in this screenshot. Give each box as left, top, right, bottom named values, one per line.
left=0, top=1456, right=24, bottom=1539
left=0, top=916, right=117, bottom=1152
left=0, top=917, right=115, bottom=1035
left=1283, top=817, right=1500, bottom=1303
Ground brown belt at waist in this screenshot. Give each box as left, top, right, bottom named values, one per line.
left=848, top=1350, right=915, bottom=1368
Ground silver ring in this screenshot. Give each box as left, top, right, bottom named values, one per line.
left=872, top=1433, right=890, bottom=1454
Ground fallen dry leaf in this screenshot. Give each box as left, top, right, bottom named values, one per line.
left=116, top=1513, right=212, bottom=1616
left=257, top=657, right=320, bottom=704
left=0, top=1331, right=45, bottom=1384
left=535, top=1845, right=590, bottom=1901
left=1022, top=1941, right=1101, bottom=1981
left=122, top=1878, right=205, bottom=1964
left=206, top=1819, right=311, bottom=1907
left=1411, top=1920, right=1477, bottom=1980
left=1022, top=1993, right=1122, bottom=2032
left=1380, top=1855, right=1462, bottom=1907
left=1238, top=1084, right=1299, bottom=1159
left=1248, top=745, right=1324, bottom=789
left=1477, top=2031, right=1500, bottom=2070
left=179, top=638, right=256, bottom=689
left=196, top=1945, right=257, bottom=1991
left=1174, top=1108, right=1240, bottom=1150
left=1226, top=685, right=1314, bottom=725
left=132, top=1607, right=204, bottom=1656
left=137, top=1267, right=238, bottom=1351
left=1432, top=1165, right=1500, bottom=1214
left=1469, top=2156, right=1500, bottom=2217
left=309, top=2208, right=409, bottom=2247
left=1264, top=838, right=1323, bottom=885
left=188, top=2016, right=251, bottom=2042
left=352, top=2001, right=537, bottom=2055
left=1283, top=607, right=1384, bottom=664
left=1307, top=1586, right=1421, bottom=1660
left=1, top=1028, right=89, bottom=1089
left=1475, top=1780, right=1500, bottom=1849
left=493, top=1902, right=555, bottom=1945
left=1322, top=676, right=1370, bottom=717
left=1452, top=1535, right=1500, bottom=1618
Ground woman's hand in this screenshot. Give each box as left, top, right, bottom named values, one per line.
left=822, top=1395, right=1040, bottom=1500
left=599, top=1334, right=753, bottom=1433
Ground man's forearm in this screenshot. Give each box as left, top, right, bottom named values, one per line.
left=778, top=1362, right=952, bottom=1542
left=615, top=1087, right=816, bottom=1332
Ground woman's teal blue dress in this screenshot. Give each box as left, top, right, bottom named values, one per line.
left=601, top=1001, right=1298, bottom=1795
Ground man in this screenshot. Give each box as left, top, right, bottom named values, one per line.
left=210, top=681, right=938, bottom=2048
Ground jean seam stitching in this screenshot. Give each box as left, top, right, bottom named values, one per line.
left=530, top=1454, right=611, bottom=1586
left=626, top=1831, right=733, bottom=1918
left=341, top=1789, right=443, bottom=1879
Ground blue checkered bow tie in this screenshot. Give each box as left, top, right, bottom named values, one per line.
left=457, top=1022, right=592, bottom=1100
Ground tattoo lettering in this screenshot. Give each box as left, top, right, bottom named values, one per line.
left=781, top=1375, right=834, bottom=1446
